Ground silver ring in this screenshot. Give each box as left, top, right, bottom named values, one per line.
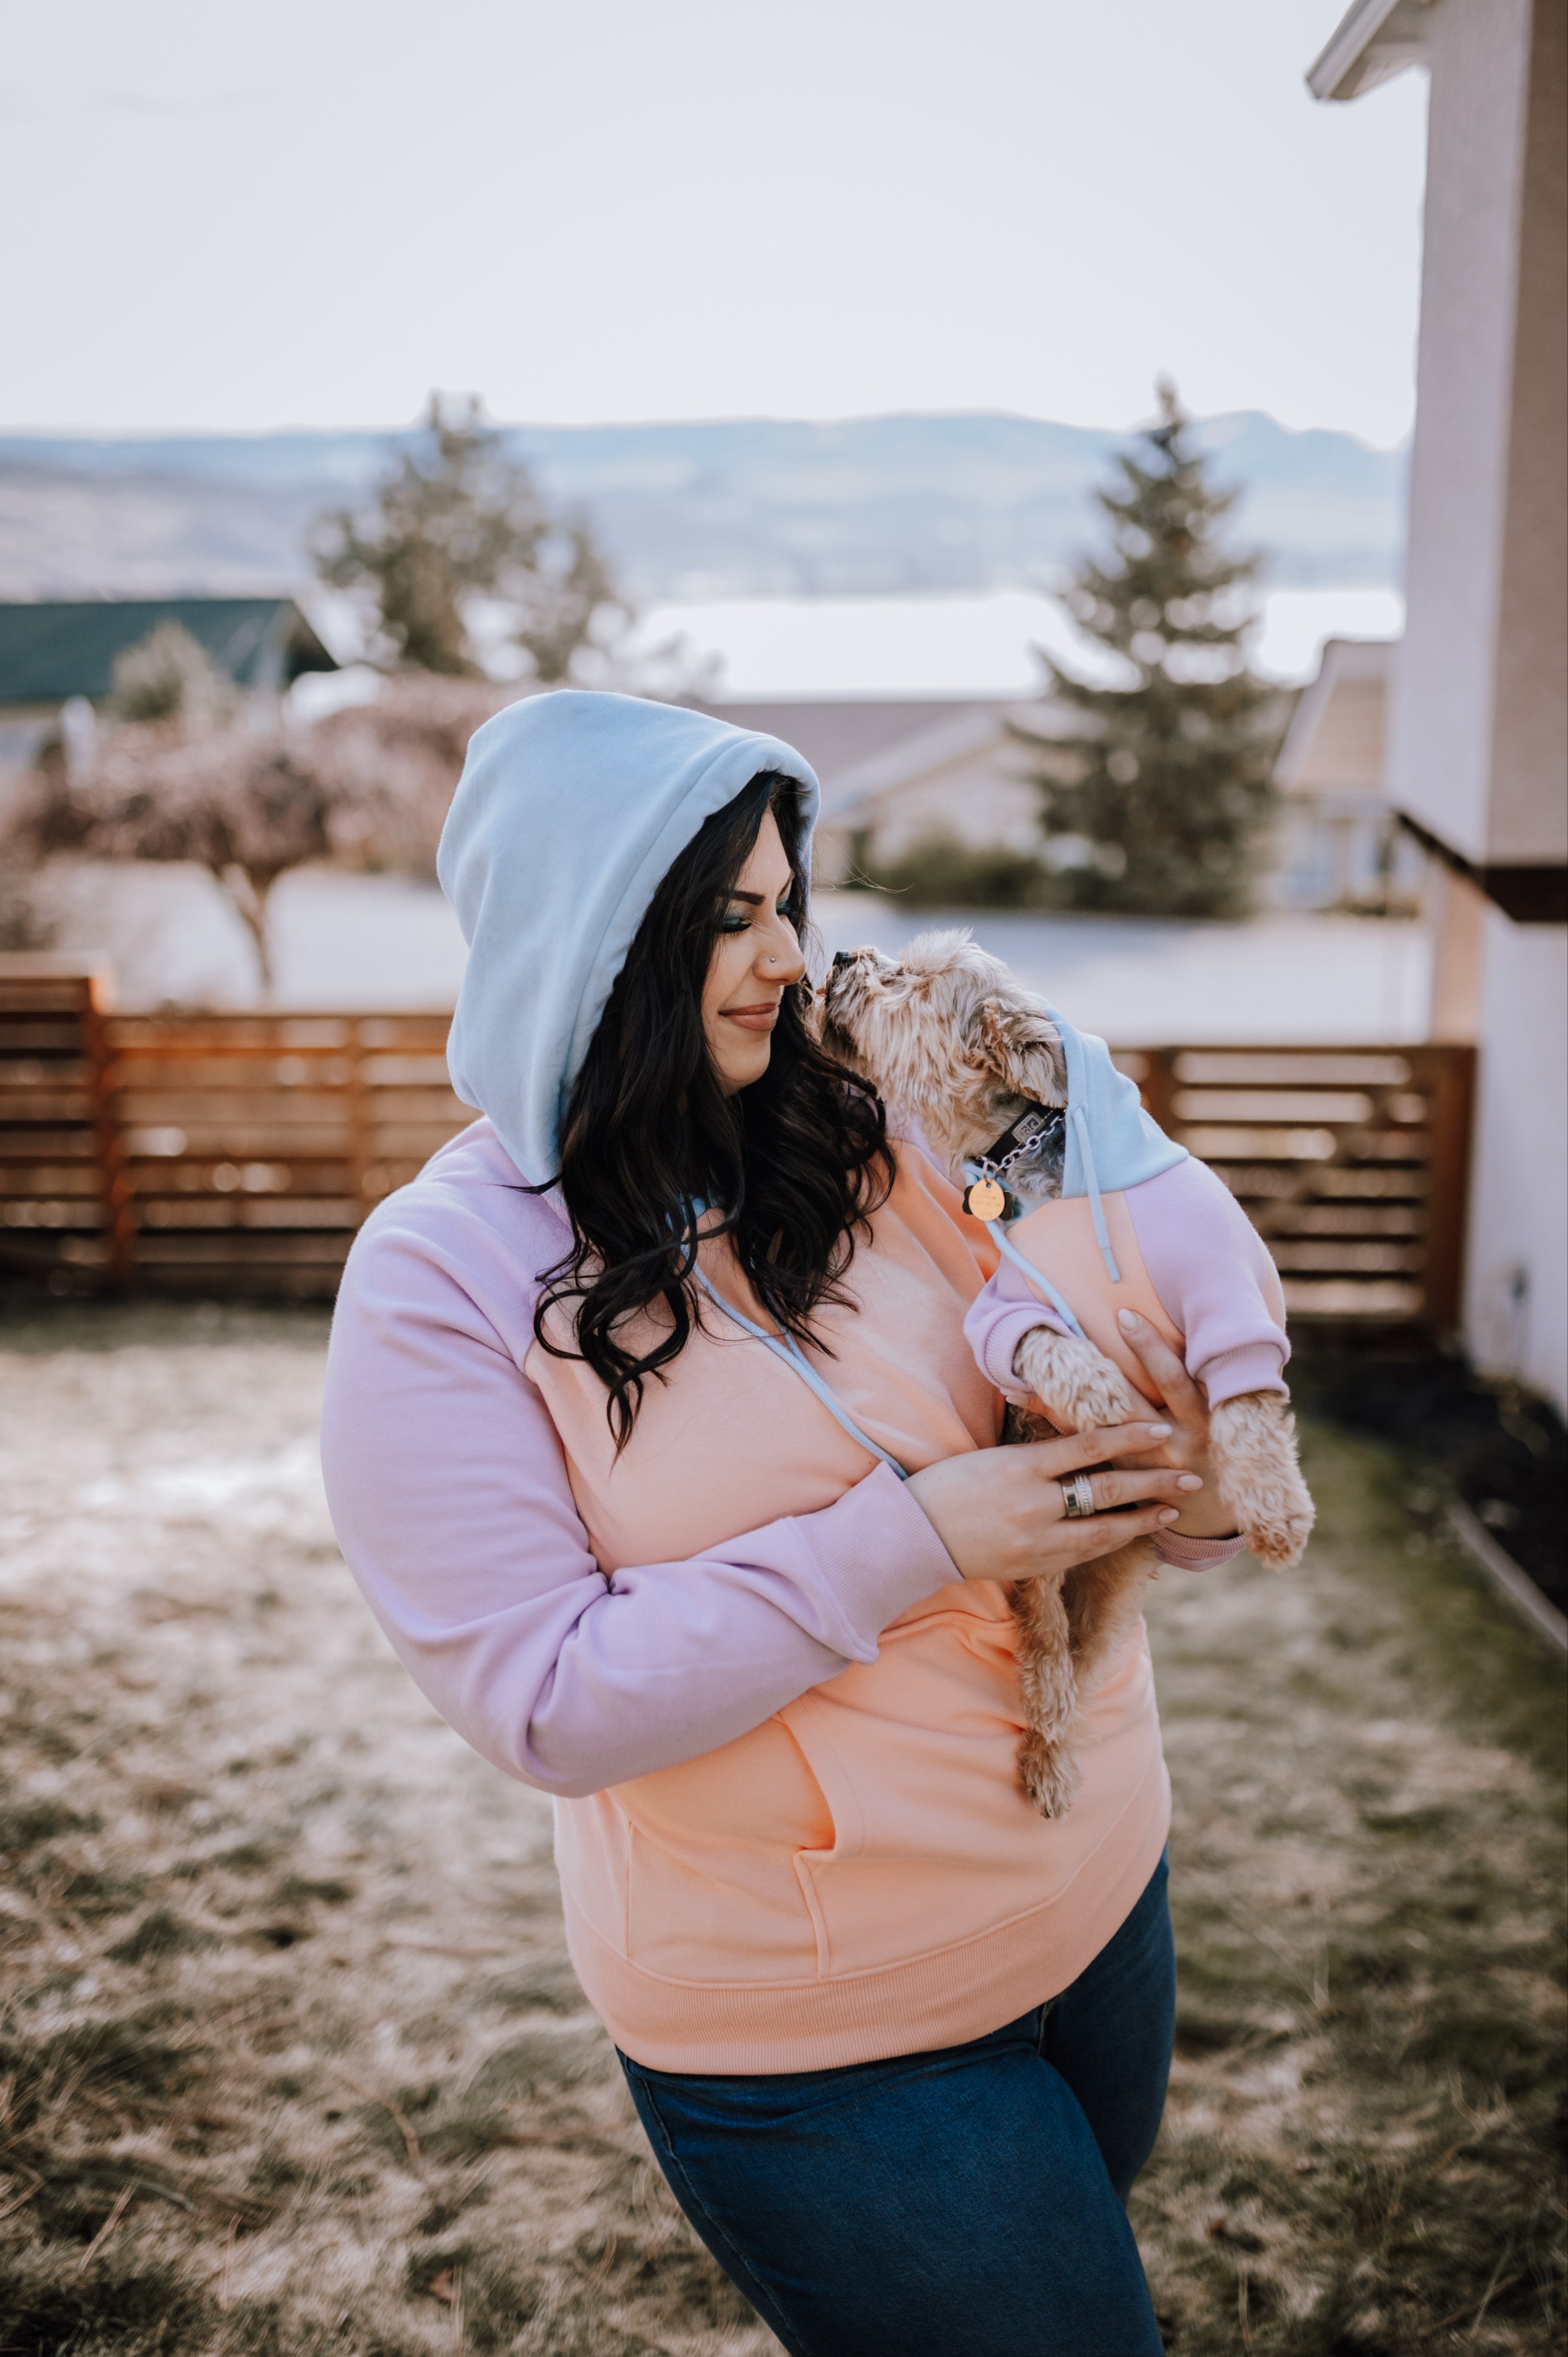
left=1060, top=1471, right=1096, bottom=1520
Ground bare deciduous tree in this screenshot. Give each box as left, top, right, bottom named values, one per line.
left=10, top=674, right=507, bottom=993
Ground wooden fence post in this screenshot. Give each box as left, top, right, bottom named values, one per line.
left=82, top=972, right=136, bottom=1285
left=1420, top=1043, right=1476, bottom=1340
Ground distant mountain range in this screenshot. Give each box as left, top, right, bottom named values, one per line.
left=0, top=411, right=1405, bottom=609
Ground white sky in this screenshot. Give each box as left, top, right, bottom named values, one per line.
left=0, top=1, right=1427, bottom=445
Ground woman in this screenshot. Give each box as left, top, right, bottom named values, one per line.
left=321, top=691, right=1241, bottom=2357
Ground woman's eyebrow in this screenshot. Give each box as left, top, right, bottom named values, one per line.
left=726, top=889, right=766, bottom=905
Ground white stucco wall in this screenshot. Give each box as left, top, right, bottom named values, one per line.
left=1462, top=911, right=1568, bottom=1415
left=1491, top=0, right=1568, bottom=863
left=1374, top=0, right=1567, bottom=1415
left=1386, top=0, right=1566, bottom=866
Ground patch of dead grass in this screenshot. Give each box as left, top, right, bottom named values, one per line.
left=0, top=1305, right=1562, bottom=2355
left=0, top=1305, right=771, bottom=2356
left=1137, top=1417, right=1566, bottom=2355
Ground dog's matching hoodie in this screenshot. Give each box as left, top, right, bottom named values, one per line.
left=964, top=1013, right=1290, bottom=1411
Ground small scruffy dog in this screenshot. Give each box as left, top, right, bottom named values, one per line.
left=822, top=930, right=1314, bottom=1817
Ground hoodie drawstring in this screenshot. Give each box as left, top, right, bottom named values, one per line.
left=691, top=1267, right=909, bottom=1481
left=978, top=1209, right=1090, bottom=1340
left=1071, top=1104, right=1122, bottom=1284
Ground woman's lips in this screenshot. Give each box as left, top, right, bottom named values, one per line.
left=722, top=1003, right=781, bottom=1032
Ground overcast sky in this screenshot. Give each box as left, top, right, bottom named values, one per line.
left=1, top=1, right=1427, bottom=446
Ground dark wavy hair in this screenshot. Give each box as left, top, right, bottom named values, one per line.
left=534, top=769, right=893, bottom=1447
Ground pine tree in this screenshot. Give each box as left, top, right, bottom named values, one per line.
left=1026, top=382, right=1281, bottom=918
left=316, top=395, right=626, bottom=682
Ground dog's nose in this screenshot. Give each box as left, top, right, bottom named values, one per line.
left=831, top=949, right=855, bottom=972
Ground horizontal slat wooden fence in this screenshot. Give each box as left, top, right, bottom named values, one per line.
left=1, top=964, right=473, bottom=1300
left=0, top=962, right=134, bottom=1284
left=1, top=962, right=1475, bottom=1326
left=1117, top=1042, right=1474, bottom=1333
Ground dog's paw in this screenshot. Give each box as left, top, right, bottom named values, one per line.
left=1014, top=1326, right=1138, bottom=1433
left=1019, top=1726, right=1080, bottom=1818
left=1240, top=1480, right=1317, bottom=1570
left=1210, top=1392, right=1316, bottom=1570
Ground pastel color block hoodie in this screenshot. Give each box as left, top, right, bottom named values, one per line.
left=964, top=1014, right=1290, bottom=1412
left=320, top=692, right=1235, bottom=2075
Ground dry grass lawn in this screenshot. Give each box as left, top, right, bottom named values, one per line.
left=0, top=1305, right=1562, bottom=2357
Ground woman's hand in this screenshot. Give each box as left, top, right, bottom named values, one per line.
left=905, top=1419, right=1201, bottom=1586
left=1109, top=1309, right=1235, bottom=1540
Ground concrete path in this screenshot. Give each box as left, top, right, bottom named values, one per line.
left=44, top=862, right=1433, bottom=1043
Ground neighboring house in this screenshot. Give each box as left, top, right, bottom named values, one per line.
left=0, top=596, right=338, bottom=779
left=1271, top=637, right=1425, bottom=911
left=716, top=681, right=1408, bottom=907
left=1311, top=0, right=1566, bottom=1410
left=707, top=697, right=1051, bottom=884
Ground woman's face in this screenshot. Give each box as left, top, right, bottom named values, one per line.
left=701, top=808, right=807, bottom=1094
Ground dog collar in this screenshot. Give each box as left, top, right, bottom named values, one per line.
left=960, top=1101, right=1064, bottom=1221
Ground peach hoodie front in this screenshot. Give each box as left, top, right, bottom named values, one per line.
left=322, top=1119, right=1195, bottom=2073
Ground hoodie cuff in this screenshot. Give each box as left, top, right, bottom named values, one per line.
left=1198, top=1343, right=1288, bottom=1408
left=964, top=1298, right=1067, bottom=1401
left=1153, top=1527, right=1245, bottom=1568
left=799, top=1462, right=963, bottom=1648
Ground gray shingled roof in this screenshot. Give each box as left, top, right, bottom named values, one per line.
left=0, top=598, right=338, bottom=707
left=704, top=698, right=1013, bottom=786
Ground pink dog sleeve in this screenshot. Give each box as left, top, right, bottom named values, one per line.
left=1126, top=1159, right=1289, bottom=1406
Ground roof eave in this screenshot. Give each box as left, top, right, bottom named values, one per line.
left=1306, top=0, right=1431, bottom=103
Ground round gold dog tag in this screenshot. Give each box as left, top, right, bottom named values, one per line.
left=964, top=1176, right=1006, bottom=1221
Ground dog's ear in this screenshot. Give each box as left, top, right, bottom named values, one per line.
left=973, top=998, right=1067, bottom=1105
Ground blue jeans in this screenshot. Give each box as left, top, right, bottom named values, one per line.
left=619, top=1850, right=1174, bottom=2357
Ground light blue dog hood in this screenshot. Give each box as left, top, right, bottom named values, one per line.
left=1047, top=1010, right=1186, bottom=1202
left=438, top=690, right=820, bottom=1183
left=970, top=1007, right=1186, bottom=1308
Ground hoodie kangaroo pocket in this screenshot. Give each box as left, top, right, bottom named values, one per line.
left=778, top=1614, right=1061, bottom=1980
left=619, top=1713, right=834, bottom=1984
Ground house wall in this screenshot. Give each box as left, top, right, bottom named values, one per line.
left=813, top=732, right=1044, bottom=882
left=1386, top=0, right=1541, bottom=866
left=861, top=739, right=1043, bottom=865
left=1287, top=677, right=1387, bottom=796
left=1463, top=912, right=1567, bottom=1412
left=1386, top=0, right=1567, bottom=1413
left=1490, top=0, right=1568, bottom=866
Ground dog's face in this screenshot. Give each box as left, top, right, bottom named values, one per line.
left=821, top=928, right=1067, bottom=1166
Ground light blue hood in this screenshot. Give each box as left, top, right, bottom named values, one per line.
left=1047, top=1009, right=1186, bottom=1199
left=438, top=690, right=820, bottom=1184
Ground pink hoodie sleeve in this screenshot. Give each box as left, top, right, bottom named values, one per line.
left=319, top=1184, right=957, bottom=1799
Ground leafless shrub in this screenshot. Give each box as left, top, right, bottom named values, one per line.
left=109, top=621, right=238, bottom=727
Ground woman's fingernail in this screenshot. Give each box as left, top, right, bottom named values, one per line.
left=1146, top=1421, right=1171, bottom=1437
left=1118, top=1308, right=1141, bottom=1329
left=1178, top=1474, right=1203, bottom=1491
left=1158, top=1508, right=1179, bottom=1523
